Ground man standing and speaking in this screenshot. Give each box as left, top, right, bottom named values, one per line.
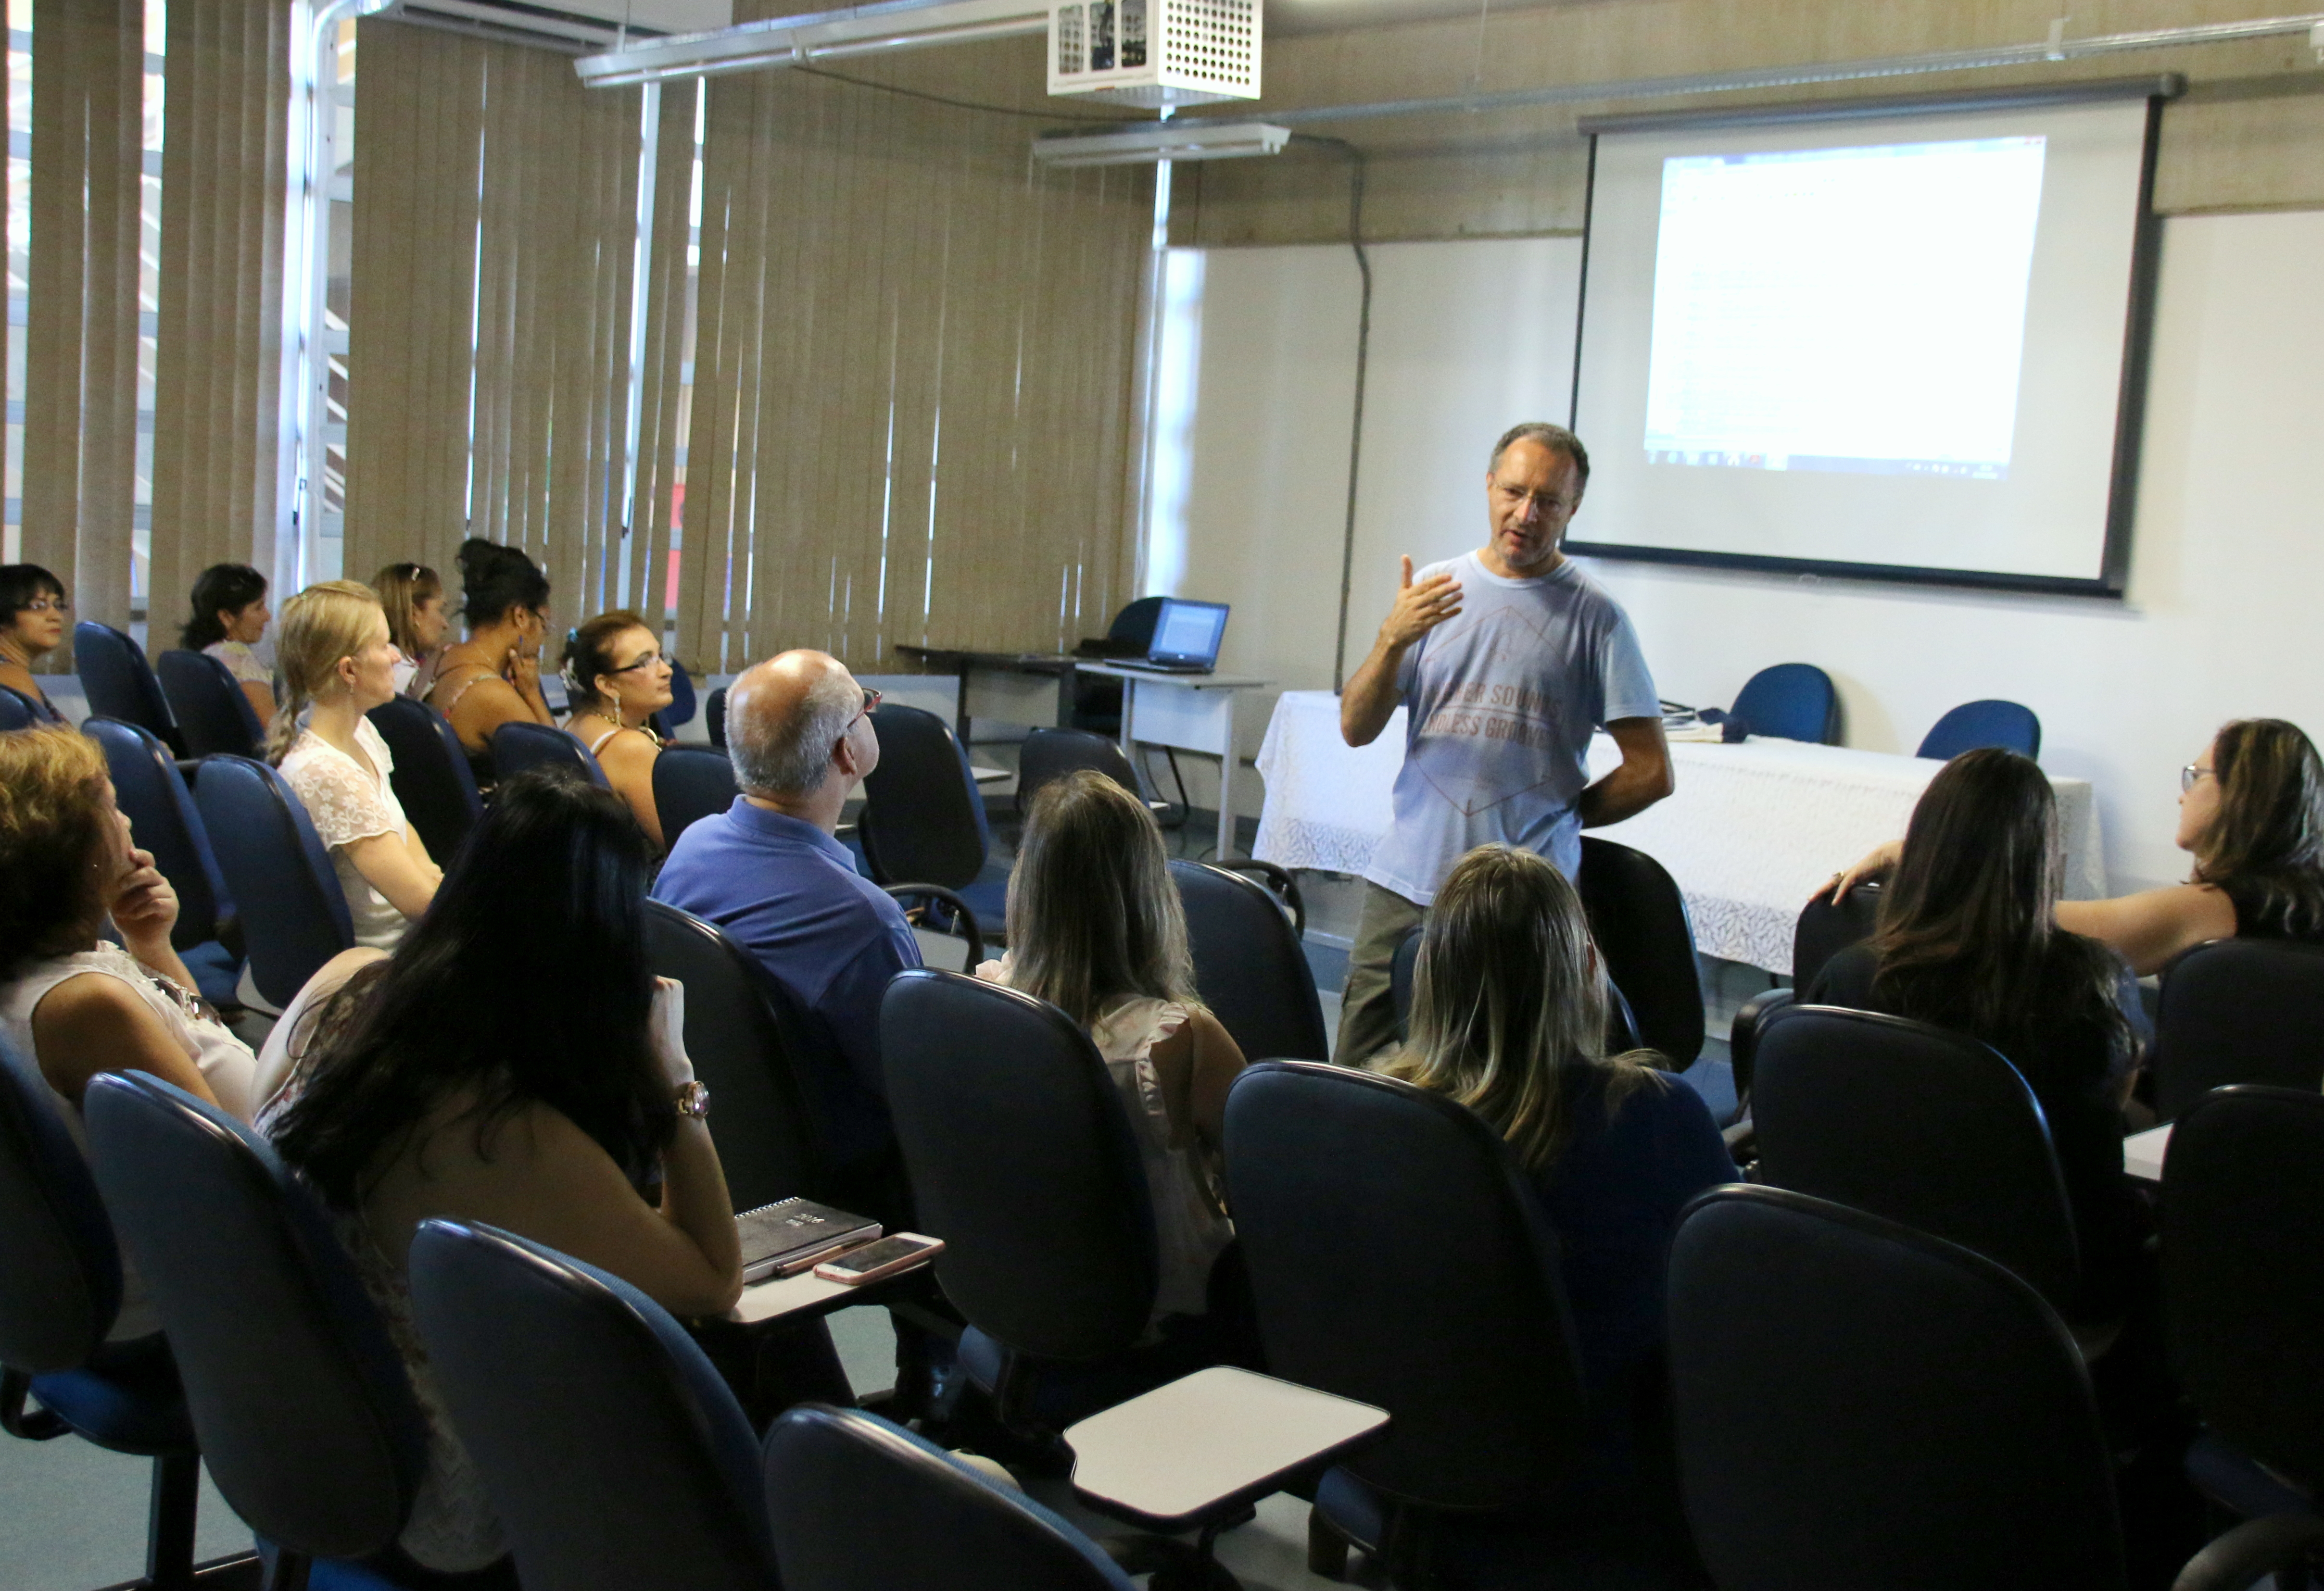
left=1336, top=422, right=1675, bottom=1066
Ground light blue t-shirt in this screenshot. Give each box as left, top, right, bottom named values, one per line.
left=1363, top=553, right=1658, bottom=904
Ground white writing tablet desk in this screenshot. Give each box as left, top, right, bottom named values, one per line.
left=1076, top=664, right=1269, bottom=862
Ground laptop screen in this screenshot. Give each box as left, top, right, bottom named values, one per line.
left=1149, top=599, right=1229, bottom=666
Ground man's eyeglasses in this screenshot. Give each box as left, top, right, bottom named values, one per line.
left=851, top=687, right=882, bottom=725
left=2181, top=764, right=2215, bottom=794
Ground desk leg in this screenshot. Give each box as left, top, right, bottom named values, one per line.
left=955, top=668, right=973, bottom=748
left=1216, top=749, right=1235, bottom=862
left=1055, top=667, right=1076, bottom=729
left=1117, top=679, right=1137, bottom=758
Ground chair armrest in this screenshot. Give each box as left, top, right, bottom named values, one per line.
left=882, top=884, right=986, bottom=969
left=1218, top=859, right=1305, bottom=939
left=2172, top=1511, right=2324, bottom=1591
left=1721, top=1120, right=1756, bottom=1175
left=1727, top=988, right=1794, bottom=1113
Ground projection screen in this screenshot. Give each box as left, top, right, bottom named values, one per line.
left=1568, top=79, right=2178, bottom=595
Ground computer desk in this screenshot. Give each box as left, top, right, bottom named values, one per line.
left=890, top=645, right=1080, bottom=748
left=1077, top=663, right=1270, bottom=862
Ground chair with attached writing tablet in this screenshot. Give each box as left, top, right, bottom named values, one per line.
left=1577, top=836, right=1705, bottom=1067
left=1016, top=727, right=1161, bottom=818
left=83, top=1071, right=513, bottom=1591
left=75, top=620, right=182, bottom=754
left=84, top=715, right=244, bottom=1010
left=408, top=1219, right=781, bottom=1591
left=1726, top=881, right=1882, bottom=1123
left=367, top=697, right=483, bottom=865
left=1668, top=1184, right=2323, bottom=1591
left=194, top=754, right=355, bottom=1014
left=858, top=702, right=1011, bottom=949
left=0, top=683, right=38, bottom=729
left=157, top=649, right=265, bottom=759
left=652, top=745, right=741, bottom=850
left=1221, top=1061, right=1588, bottom=1587
left=2149, top=938, right=2324, bottom=1122
left=491, top=720, right=608, bottom=790
left=1170, top=860, right=1329, bottom=1064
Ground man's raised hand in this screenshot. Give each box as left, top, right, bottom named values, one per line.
left=1380, top=554, right=1464, bottom=650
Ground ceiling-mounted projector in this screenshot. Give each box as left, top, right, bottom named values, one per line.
left=1047, top=0, right=1261, bottom=105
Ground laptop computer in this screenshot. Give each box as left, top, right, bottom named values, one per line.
left=736, top=1196, right=882, bottom=1284
left=1113, top=598, right=1229, bottom=674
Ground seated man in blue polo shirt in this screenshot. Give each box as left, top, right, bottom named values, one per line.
left=654, top=648, right=920, bottom=1204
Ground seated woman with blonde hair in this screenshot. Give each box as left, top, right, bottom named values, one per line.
left=560, top=611, right=674, bottom=849
left=372, top=561, right=450, bottom=701
left=269, top=581, right=442, bottom=949
left=0, top=727, right=259, bottom=1339
left=1382, top=843, right=1732, bottom=1527
left=978, top=769, right=1248, bottom=1328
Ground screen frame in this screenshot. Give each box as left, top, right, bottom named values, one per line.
left=1564, top=76, right=2179, bottom=599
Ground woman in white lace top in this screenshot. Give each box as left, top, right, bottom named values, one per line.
left=0, top=727, right=259, bottom=1339
left=269, top=582, right=442, bottom=949
left=976, top=769, right=1248, bottom=1324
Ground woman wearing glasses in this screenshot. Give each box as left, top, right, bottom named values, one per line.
left=561, top=611, right=676, bottom=850
left=1826, top=718, right=2324, bottom=974
left=0, top=564, right=71, bottom=722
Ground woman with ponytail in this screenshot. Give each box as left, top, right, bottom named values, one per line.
left=271, top=582, right=442, bottom=948
left=425, top=539, right=555, bottom=781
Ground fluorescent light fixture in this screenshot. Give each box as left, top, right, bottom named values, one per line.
left=575, top=0, right=1047, bottom=88
left=1030, top=120, right=1290, bottom=166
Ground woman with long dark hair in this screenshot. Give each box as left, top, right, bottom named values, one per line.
left=423, top=539, right=556, bottom=778
left=180, top=563, right=275, bottom=726
left=1807, top=748, right=2142, bottom=1315
left=265, top=771, right=741, bottom=1574
left=1827, top=718, right=2324, bottom=973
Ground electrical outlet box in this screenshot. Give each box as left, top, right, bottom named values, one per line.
left=1047, top=0, right=1261, bottom=105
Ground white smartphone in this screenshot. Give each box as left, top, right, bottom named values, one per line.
left=813, top=1232, right=944, bottom=1285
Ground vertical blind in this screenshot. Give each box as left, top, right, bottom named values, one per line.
left=16, top=0, right=284, bottom=650
left=344, top=20, right=1151, bottom=676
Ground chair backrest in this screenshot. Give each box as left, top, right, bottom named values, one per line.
left=652, top=747, right=740, bottom=850
left=1730, top=662, right=1839, bottom=745
left=407, top=1220, right=776, bottom=1591
left=83, top=716, right=232, bottom=951
left=2161, top=1085, right=2324, bottom=1494
left=1667, top=1185, right=2123, bottom=1591
left=73, top=621, right=177, bottom=746
left=2150, top=938, right=2324, bottom=1121
left=706, top=686, right=728, bottom=750
left=1917, top=699, right=2041, bottom=762
left=857, top=703, right=988, bottom=892
left=193, top=755, right=355, bottom=1010
left=1169, top=859, right=1328, bottom=1063
left=1107, top=596, right=1167, bottom=650
left=1576, top=836, right=1703, bottom=1066
left=644, top=902, right=826, bottom=1210
left=1017, top=727, right=1147, bottom=817
left=81, top=1072, right=428, bottom=1560
left=764, top=1404, right=1135, bottom=1591
left=879, top=970, right=1157, bottom=1361
left=491, top=721, right=608, bottom=789
left=0, top=686, right=33, bottom=730
left=1792, top=882, right=1882, bottom=992
left=366, top=698, right=482, bottom=865
left=0, top=1033, right=123, bottom=1373
left=1752, top=1004, right=2081, bottom=1312
left=663, top=658, right=697, bottom=728
left=1220, top=1061, right=1584, bottom=1510
left=155, top=649, right=264, bottom=759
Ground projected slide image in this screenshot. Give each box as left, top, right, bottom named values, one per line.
left=1641, top=136, right=2047, bottom=479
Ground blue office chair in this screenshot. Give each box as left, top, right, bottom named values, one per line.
left=82, top=717, right=243, bottom=1010
left=857, top=702, right=1010, bottom=943
left=0, top=685, right=38, bottom=729
left=706, top=687, right=729, bottom=751
left=1170, top=859, right=1329, bottom=1064
left=156, top=649, right=264, bottom=759
left=1918, top=700, right=2041, bottom=761
left=408, top=1219, right=778, bottom=1591
left=2150, top=939, right=2324, bottom=1122
left=1577, top=836, right=1705, bottom=1068
left=1071, top=597, right=1166, bottom=737
left=193, top=755, right=354, bottom=1012
left=75, top=621, right=181, bottom=753
left=0, top=1034, right=229, bottom=1591
left=1730, top=663, right=1840, bottom=745
left=83, top=1071, right=509, bottom=1591
left=366, top=698, right=482, bottom=866
left=491, top=721, right=608, bottom=789
left=665, top=658, right=697, bottom=729
left=652, top=746, right=739, bottom=850
left=764, top=1404, right=1137, bottom=1591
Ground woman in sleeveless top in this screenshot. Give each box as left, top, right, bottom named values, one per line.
left=265, top=773, right=743, bottom=1575
left=268, top=583, right=441, bottom=949
left=372, top=561, right=450, bottom=702
left=0, top=728, right=260, bottom=1340
left=561, top=611, right=675, bottom=850
left=0, top=563, right=70, bottom=721
left=1827, top=717, right=2324, bottom=974
left=180, top=563, right=276, bottom=727
left=424, top=539, right=555, bottom=782
left=975, top=769, right=1247, bottom=1327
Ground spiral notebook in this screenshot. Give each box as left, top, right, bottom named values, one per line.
left=736, top=1197, right=882, bottom=1285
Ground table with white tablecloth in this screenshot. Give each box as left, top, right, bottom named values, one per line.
left=1251, top=689, right=2107, bottom=976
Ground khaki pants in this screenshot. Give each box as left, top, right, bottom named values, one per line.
left=1334, top=882, right=1427, bottom=1069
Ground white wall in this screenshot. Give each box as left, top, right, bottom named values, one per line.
left=1162, top=211, right=2324, bottom=891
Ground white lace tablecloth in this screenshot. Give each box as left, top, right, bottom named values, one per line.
left=1252, top=689, right=2107, bottom=975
